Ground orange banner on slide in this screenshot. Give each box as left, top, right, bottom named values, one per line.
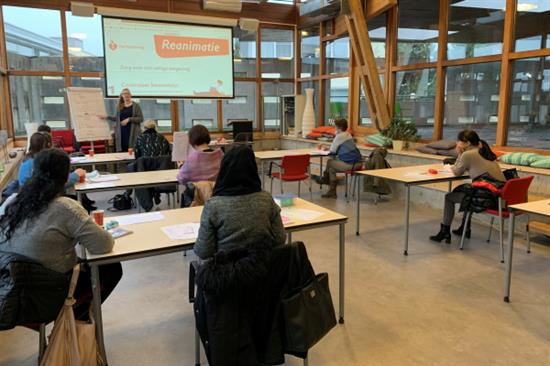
left=154, top=35, right=229, bottom=58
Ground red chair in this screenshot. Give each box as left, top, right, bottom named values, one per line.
left=51, top=129, right=75, bottom=154
left=269, top=154, right=312, bottom=200
left=460, top=176, right=534, bottom=262
left=80, top=140, right=107, bottom=154
left=344, top=160, right=365, bottom=203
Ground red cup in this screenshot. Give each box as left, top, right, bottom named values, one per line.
left=89, top=149, right=95, bottom=157
left=79, top=174, right=86, bottom=184
left=428, top=168, right=438, bottom=174
left=128, top=148, right=134, bottom=156
left=92, top=210, right=104, bottom=227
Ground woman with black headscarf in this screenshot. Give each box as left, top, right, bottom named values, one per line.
left=194, top=145, right=286, bottom=259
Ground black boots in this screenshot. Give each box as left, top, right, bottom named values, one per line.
left=315, top=171, right=330, bottom=185
left=430, top=224, right=451, bottom=244
left=452, top=214, right=472, bottom=238
left=321, top=182, right=337, bottom=199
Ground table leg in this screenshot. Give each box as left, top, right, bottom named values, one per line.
left=319, top=156, right=324, bottom=189
left=77, top=191, right=83, bottom=205
left=91, top=264, right=108, bottom=363
left=338, top=222, right=345, bottom=324
left=287, top=232, right=292, bottom=244
left=448, top=181, right=452, bottom=192
left=503, top=211, right=516, bottom=302
left=403, top=185, right=411, bottom=256
left=355, top=175, right=361, bottom=236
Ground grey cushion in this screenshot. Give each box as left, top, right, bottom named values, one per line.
left=427, top=139, right=456, bottom=150
left=436, top=148, right=458, bottom=158
left=416, top=145, right=439, bottom=155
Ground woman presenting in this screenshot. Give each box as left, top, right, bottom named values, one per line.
left=101, top=88, right=143, bottom=152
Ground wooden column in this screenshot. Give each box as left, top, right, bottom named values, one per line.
left=433, top=0, right=449, bottom=140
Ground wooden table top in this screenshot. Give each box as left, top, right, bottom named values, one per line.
left=71, top=152, right=135, bottom=166
left=75, top=169, right=179, bottom=192
left=254, top=148, right=329, bottom=160
left=509, top=199, right=550, bottom=217
left=356, top=164, right=469, bottom=184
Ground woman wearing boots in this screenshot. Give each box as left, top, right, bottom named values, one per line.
left=315, top=118, right=362, bottom=198
left=430, top=130, right=505, bottom=243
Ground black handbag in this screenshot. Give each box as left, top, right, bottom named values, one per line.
left=282, top=271, right=337, bottom=354
left=108, top=194, right=134, bottom=211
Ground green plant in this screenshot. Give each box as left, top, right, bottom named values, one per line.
left=381, top=118, right=419, bottom=141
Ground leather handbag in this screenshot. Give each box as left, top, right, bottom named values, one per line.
left=107, top=194, right=134, bottom=211
left=282, top=271, right=337, bottom=354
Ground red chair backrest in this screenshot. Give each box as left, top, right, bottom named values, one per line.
left=281, top=154, right=310, bottom=177
left=500, top=176, right=534, bottom=206
left=51, top=129, right=74, bottom=147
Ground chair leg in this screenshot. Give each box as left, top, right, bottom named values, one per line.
left=344, top=174, right=349, bottom=201
left=298, top=180, right=301, bottom=198
left=498, top=198, right=505, bottom=263
left=270, top=177, right=274, bottom=194
left=280, top=178, right=283, bottom=194
left=309, top=178, right=313, bottom=201
left=487, top=216, right=494, bottom=243
left=38, top=323, right=46, bottom=364
left=460, top=211, right=471, bottom=250
left=351, top=175, right=357, bottom=199
left=526, top=214, right=531, bottom=254
left=194, top=327, right=200, bottom=366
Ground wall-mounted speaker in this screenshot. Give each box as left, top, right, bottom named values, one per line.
left=70, top=2, right=95, bottom=17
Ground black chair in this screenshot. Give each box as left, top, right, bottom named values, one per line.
left=131, top=155, right=178, bottom=211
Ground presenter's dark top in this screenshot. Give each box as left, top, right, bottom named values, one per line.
left=119, top=105, right=133, bottom=152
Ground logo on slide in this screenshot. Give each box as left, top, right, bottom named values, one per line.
left=154, top=35, right=229, bottom=58
left=108, top=41, right=118, bottom=51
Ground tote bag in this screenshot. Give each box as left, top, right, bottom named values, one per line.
left=40, top=265, right=105, bottom=366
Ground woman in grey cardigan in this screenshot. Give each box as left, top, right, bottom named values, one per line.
left=101, top=88, right=143, bottom=152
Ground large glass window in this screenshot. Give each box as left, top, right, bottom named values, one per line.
left=443, top=62, right=501, bottom=144
left=447, top=2, right=505, bottom=60
left=9, top=75, right=67, bottom=134
left=233, top=27, right=256, bottom=77
left=178, top=100, right=218, bottom=131
left=223, top=82, right=257, bottom=129
left=300, top=25, right=320, bottom=78
left=397, top=1, right=439, bottom=65
left=514, top=2, right=550, bottom=52
left=359, top=74, right=385, bottom=126
left=3, top=6, right=63, bottom=71
left=262, top=82, right=293, bottom=130
left=65, top=12, right=104, bottom=72
left=325, top=37, right=349, bottom=74
left=325, top=77, right=349, bottom=123
left=261, top=28, right=294, bottom=79
left=300, top=81, right=319, bottom=125
left=395, top=69, right=436, bottom=138
left=367, top=13, right=387, bottom=69
left=508, top=57, right=550, bottom=149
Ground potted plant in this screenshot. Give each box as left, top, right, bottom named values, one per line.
left=381, top=118, right=419, bottom=151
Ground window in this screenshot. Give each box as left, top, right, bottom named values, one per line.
left=448, top=1, right=505, bottom=60
left=65, top=12, right=104, bottom=72
left=139, top=99, right=172, bottom=133
left=359, top=74, right=385, bottom=126
left=325, top=77, right=349, bottom=123
left=507, top=57, right=550, bottom=149
left=43, top=97, right=64, bottom=104
left=514, top=2, right=550, bottom=52
left=178, top=100, right=218, bottom=131
left=397, top=1, right=439, bottom=65
left=9, top=75, right=67, bottom=134
left=367, top=13, right=387, bottom=69
left=443, top=62, right=501, bottom=144
left=395, top=69, right=436, bottom=138
left=300, top=81, right=319, bottom=126
left=300, top=26, right=320, bottom=77
left=325, top=37, right=349, bottom=74
left=3, top=6, right=64, bottom=71
left=233, top=27, right=256, bottom=77
left=222, top=82, right=256, bottom=129
left=262, top=82, right=293, bottom=130
left=156, top=119, right=172, bottom=133
left=261, top=28, right=294, bottom=79
left=227, top=97, right=247, bottom=104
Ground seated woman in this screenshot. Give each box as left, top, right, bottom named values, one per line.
left=0, top=149, right=122, bottom=319
left=315, top=118, right=362, bottom=198
left=194, top=145, right=286, bottom=259
left=177, top=124, right=223, bottom=186
left=430, top=130, right=505, bottom=243
left=134, top=120, right=171, bottom=159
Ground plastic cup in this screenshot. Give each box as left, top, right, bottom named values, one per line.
left=79, top=174, right=86, bottom=184
left=89, top=149, right=95, bottom=157
left=128, top=148, right=134, bottom=156
left=92, top=210, right=104, bottom=227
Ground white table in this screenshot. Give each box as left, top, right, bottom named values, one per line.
left=503, top=199, right=550, bottom=302
left=355, top=164, right=469, bottom=255
left=254, top=148, right=329, bottom=189
left=75, top=169, right=180, bottom=209
left=70, top=152, right=135, bottom=167
left=85, top=198, right=347, bottom=363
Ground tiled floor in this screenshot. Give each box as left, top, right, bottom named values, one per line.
left=1, top=184, right=549, bottom=365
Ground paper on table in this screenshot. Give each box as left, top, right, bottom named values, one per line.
left=440, top=164, right=453, bottom=173
left=88, top=175, right=119, bottom=183
left=281, top=207, right=324, bottom=221
left=70, top=156, right=88, bottom=163
left=116, top=155, right=134, bottom=160
left=161, top=223, right=201, bottom=240
left=116, top=212, right=165, bottom=226
left=80, top=182, right=117, bottom=189
left=281, top=215, right=294, bottom=225
left=312, top=149, right=331, bottom=156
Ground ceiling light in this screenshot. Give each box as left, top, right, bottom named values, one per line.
left=70, top=32, right=87, bottom=40
left=517, top=3, right=538, bottom=11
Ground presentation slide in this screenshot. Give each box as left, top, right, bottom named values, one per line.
left=102, top=17, right=234, bottom=98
